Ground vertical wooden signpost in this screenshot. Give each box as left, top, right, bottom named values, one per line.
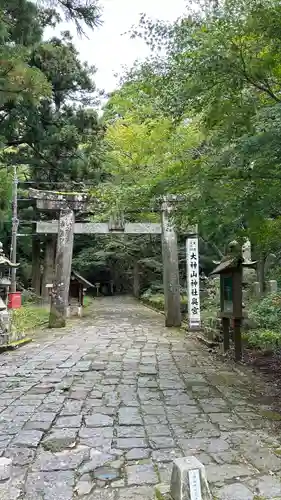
left=186, top=233, right=201, bottom=330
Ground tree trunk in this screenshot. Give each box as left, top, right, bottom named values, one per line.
left=32, top=234, right=41, bottom=296
left=42, top=236, right=56, bottom=304
left=133, top=261, right=140, bottom=298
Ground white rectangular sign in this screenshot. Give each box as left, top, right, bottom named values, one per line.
left=186, top=237, right=201, bottom=329
left=189, top=468, right=202, bottom=500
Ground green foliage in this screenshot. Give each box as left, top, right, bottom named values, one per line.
left=0, top=0, right=104, bottom=287
left=243, top=329, right=281, bottom=351
left=141, top=292, right=165, bottom=309
left=82, top=295, right=92, bottom=307
left=12, top=304, right=49, bottom=333
left=0, top=167, right=12, bottom=225
left=0, top=0, right=51, bottom=109
left=268, top=264, right=281, bottom=289
left=141, top=290, right=187, bottom=313
left=0, top=0, right=103, bottom=163
left=248, top=293, right=281, bottom=330
left=21, top=287, right=41, bottom=304
left=72, top=246, right=108, bottom=274
left=2, top=30, right=103, bottom=187
left=48, top=0, right=101, bottom=33
left=99, top=0, right=281, bottom=264
left=72, top=233, right=164, bottom=296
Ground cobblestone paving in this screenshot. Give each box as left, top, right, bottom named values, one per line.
left=0, top=297, right=281, bottom=499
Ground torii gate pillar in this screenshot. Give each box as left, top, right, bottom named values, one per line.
left=50, top=207, right=75, bottom=327
left=161, top=198, right=181, bottom=327
left=29, top=190, right=88, bottom=328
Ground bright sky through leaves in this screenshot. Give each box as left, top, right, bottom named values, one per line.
left=44, top=0, right=187, bottom=95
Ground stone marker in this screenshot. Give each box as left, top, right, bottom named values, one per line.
left=251, top=281, right=260, bottom=297
left=0, top=457, right=12, bottom=481
left=170, top=456, right=212, bottom=500
left=266, top=279, right=278, bottom=293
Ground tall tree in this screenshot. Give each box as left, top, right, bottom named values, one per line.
left=101, top=0, right=281, bottom=267
left=0, top=0, right=103, bottom=294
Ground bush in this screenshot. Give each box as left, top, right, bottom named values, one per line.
left=21, top=288, right=41, bottom=305
left=83, top=295, right=92, bottom=307
left=12, top=304, right=49, bottom=334
left=140, top=291, right=187, bottom=313
left=243, top=329, right=281, bottom=351
left=268, top=264, right=281, bottom=289
left=142, top=283, right=187, bottom=298
left=248, top=293, right=281, bottom=330
left=141, top=293, right=165, bottom=310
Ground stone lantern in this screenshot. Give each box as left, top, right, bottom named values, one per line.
left=0, top=242, right=19, bottom=343
left=210, top=240, right=257, bottom=361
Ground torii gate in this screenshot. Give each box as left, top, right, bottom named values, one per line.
left=29, top=189, right=198, bottom=329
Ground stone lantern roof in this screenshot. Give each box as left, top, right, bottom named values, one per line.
left=210, top=240, right=257, bottom=276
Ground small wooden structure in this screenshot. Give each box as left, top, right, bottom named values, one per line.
left=69, top=270, right=94, bottom=307
left=210, top=241, right=256, bottom=361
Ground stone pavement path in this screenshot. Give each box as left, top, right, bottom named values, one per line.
left=0, top=297, right=281, bottom=499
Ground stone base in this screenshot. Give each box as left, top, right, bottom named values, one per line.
left=155, top=457, right=212, bottom=500
left=49, top=309, right=66, bottom=328
left=170, top=456, right=212, bottom=500
left=266, top=279, right=278, bottom=293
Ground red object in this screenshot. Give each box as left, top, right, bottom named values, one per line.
left=8, top=292, right=22, bottom=309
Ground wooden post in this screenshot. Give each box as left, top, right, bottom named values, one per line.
left=233, top=318, right=242, bottom=361
left=133, top=261, right=140, bottom=298
left=161, top=200, right=181, bottom=327
left=49, top=208, right=75, bottom=328
left=222, top=317, right=230, bottom=351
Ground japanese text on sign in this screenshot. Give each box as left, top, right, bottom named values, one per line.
left=186, top=237, right=201, bottom=329
left=188, top=469, right=202, bottom=500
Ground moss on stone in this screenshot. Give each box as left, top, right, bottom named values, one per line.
left=154, top=484, right=171, bottom=500
left=260, top=409, right=281, bottom=421
left=49, top=310, right=66, bottom=328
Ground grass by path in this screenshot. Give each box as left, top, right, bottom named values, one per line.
left=12, top=303, right=49, bottom=334
left=12, top=296, right=94, bottom=335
